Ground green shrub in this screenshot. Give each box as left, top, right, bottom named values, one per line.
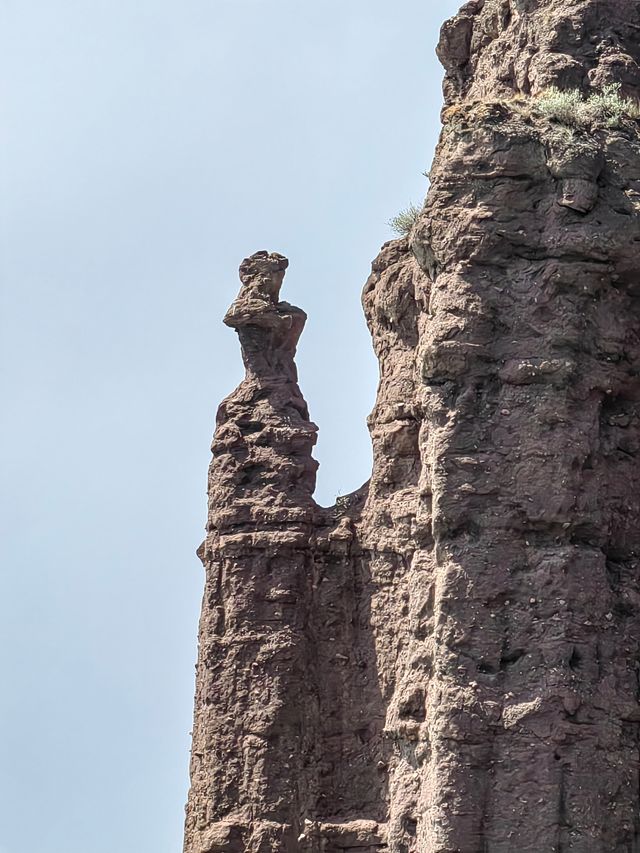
left=537, top=87, right=584, bottom=125
left=538, top=84, right=639, bottom=129
left=388, top=202, right=421, bottom=235
left=583, top=84, right=640, bottom=126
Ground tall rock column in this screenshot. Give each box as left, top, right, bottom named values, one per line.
left=184, top=252, right=319, bottom=853
left=405, top=1, right=640, bottom=849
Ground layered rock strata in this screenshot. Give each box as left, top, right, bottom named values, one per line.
left=185, top=2, right=640, bottom=851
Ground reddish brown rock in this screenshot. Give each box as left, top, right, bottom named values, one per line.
left=438, top=0, right=640, bottom=105
left=185, top=3, right=640, bottom=851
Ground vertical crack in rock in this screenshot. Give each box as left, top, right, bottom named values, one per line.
left=185, top=3, right=640, bottom=851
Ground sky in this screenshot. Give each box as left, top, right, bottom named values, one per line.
left=0, top=1, right=461, bottom=851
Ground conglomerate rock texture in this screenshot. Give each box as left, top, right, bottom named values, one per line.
left=184, top=2, right=640, bottom=851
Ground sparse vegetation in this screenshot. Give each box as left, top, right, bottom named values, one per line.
left=388, top=202, right=421, bottom=235
left=537, top=87, right=583, bottom=125
left=537, top=83, right=640, bottom=129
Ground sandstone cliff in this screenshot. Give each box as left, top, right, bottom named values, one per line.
left=184, top=2, right=640, bottom=850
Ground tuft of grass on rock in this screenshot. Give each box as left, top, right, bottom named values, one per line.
left=388, top=202, right=421, bottom=236
left=537, top=87, right=583, bottom=125
left=538, top=83, right=640, bottom=129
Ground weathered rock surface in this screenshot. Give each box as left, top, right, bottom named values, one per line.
left=438, top=0, right=640, bottom=104
left=185, top=2, right=640, bottom=851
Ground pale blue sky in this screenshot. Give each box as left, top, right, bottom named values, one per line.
left=0, top=2, right=460, bottom=851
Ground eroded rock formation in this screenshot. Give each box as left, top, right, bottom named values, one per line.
left=184, top=2, right=640, bottom=850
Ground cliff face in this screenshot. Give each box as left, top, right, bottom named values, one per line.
left=184, top=2, right=640, bottom=851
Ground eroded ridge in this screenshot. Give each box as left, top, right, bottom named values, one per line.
left=185, top=2, right=640, bottom=850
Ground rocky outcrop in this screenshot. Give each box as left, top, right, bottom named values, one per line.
left=438, top=0, right=640, bottom=104
left=184, top=251, right=320, bottom=852
left=185, top=2, right=640, bottom=851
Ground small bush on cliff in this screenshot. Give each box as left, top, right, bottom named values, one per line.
left=538, top=84, right=639, bottom=128
left=537, top=87, right=583, bottom=125
left=584, top=84, right=640, bottom=126
left=388, top=203, right=421, bottom=235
